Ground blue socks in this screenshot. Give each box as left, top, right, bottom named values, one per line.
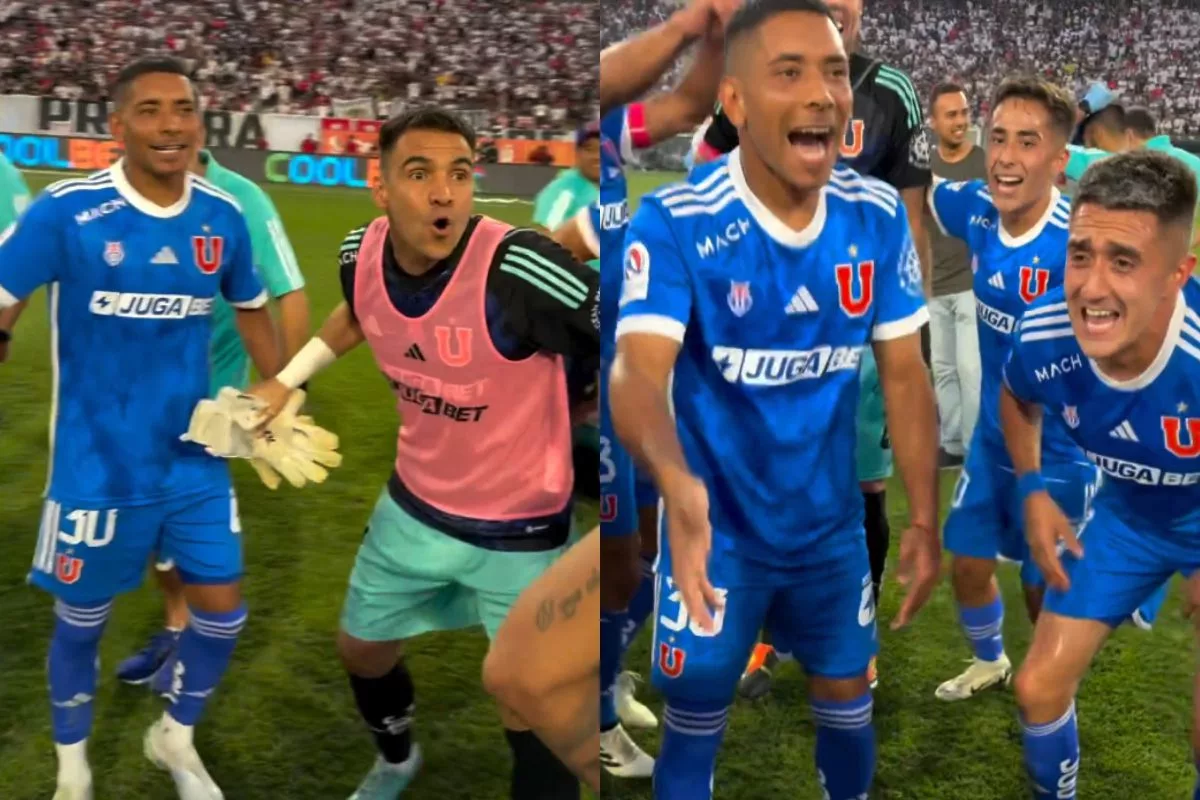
left=602, top=555, right=656, bottom=732
left=622, top=556, right=655, bottom=649
left=655, top=699, right=729, bottom=799
left=1022, top=702, right=1079, bottom=798
left=812, top=694, right=875, bottom=800
left=599, top=609, right=624, bottom=731
left=959, top=596, right=1005, bottom=662
left=168, top=604, right=247, bottom=726
left=48, top=599, right=112, bottom=745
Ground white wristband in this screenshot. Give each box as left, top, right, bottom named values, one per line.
left=276, top=337, right=337, bottom=389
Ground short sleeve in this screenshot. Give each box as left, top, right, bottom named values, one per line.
left=614, top=200, right=691, bottom=343
left=0, top=193, right=64, bottom=306
left=928, top=177, right=987, bottom=241
left=220, top=212, right=267, bottom=308
left=872, top=201, right=929, bottom=341
left=244, top=187, right=305, bottom=297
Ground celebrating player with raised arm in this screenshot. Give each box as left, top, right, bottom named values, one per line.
left=609, top=1, right=940, bottom=797
left=247, top=107, right=599, bottom=800
left=927, top=78, right=1164, bottom=704
left=999, top=150, right=1200, bottom=799
left=0, top=56, right=283, bottom=800
left=555, top=0, right=737, bottom=779
left=696, top=0, right=933, bottom=696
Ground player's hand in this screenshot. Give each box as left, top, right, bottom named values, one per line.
left=671, top=0, right=719, bottom=38
left=661, top=471, right=723, bottom=633
left=247, top=377, right=294, bottom=424
left=710, top=0, right=743, bottom=30
left=891, top=522, right=940, bottom=630
left=1024, top=491, right=1082, bottom=592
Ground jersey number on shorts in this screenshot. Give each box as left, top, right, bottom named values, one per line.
left=659, top=576, right=728, bottom=638
left=599, top=436, right=616, bottom=484
left=58, top=507, right=118, bottom=548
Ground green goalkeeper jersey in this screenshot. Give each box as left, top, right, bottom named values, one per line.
left=200, top=151, right=305, bottom=391
left=533, top=168, right=599, bottom=237
left=0, top=150, right=32, bottom=229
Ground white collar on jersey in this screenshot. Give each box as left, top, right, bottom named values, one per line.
left=998, top=187, right=1062, bottom=249
left=1089, top=289, right=1185, bottom=391
left=728, top=148, right=828, bottom=248
left=110, top=158, right=193, bottom=219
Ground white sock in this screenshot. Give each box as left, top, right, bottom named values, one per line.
left=160, top=711, right=195, bottom=748
left=55, top=739, right=90, bottom=779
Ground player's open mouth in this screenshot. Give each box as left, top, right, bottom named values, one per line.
left=992, top=175, right=1023, bottom=193
left=788, top=127, right=833, bottom=164
left=431, top=217, right=451, bottom=234
left=1080, top=306, right=1120, bottom=335
left=151, top=145, right=187, bottom=153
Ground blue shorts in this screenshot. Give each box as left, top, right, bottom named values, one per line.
left=28, top=485, right=244, bottom=604
left=650, top=533, right=877, bottom=705
left=944, top=435, right=1097, bottom=586
left=599, top=366, right=639, bottom=539
left=1046, top=503, right=1197, bottom=626
left=635, top=473, right=658, bottom=509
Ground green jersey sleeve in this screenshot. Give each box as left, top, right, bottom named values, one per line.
left=1064, top=145, right=1110, bottom=184
left=242, top=186, right=305, bottom=297
left=0, top=156, right=32, bottom=230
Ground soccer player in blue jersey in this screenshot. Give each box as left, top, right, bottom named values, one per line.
left=1000, top=150, right=1200, bottom=799
left=0, top=56, right=280, bottom=800
left=927, top=78, right=1164, bottom=703
left=554, top=0, right=735, bottom=779
left=609, top=1, right=941, bottom=796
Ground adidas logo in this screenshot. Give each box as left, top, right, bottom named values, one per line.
left=404, top=344, right=426, bottom=361
left=785, top=286, right=819, bottom=315
left=1109, top=420, right=1139, bottom=442
left=150, top=246, right=178, bottom=265
left=988, top=272, right=1005, bottom=290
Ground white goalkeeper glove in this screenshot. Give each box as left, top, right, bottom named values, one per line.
left=180, top=387, right=268, bottom=458
left=247, top=389, right=342, bottom=489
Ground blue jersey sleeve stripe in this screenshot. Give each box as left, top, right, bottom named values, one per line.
left=656, top=166, right=731, bottom=199
left=615, top=314, right=687, bottom=343
left=192, top=180, right=243, bottom=213
left=1021, top=313, right=1072, bottom=330
left=826, top=187, right=898, bottom=218
left=872, top=306, right=929, bottom=341
left=1020, top=326, right=1075, bottom=343
left=661, top=178, right=736, bottom=208
left=1025, top=301, right=1069, bottom=318
left=666, top=191, right=740, bottom=218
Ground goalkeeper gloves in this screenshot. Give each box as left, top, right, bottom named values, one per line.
left=247, top=391, right=342, bottom=489
left=182, top=387, right=341, bottom=489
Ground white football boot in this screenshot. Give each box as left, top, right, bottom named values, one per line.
left=615, top=672, right=658, bottom=729
left=144, top=714, right=224, bottom=800
left=935, top=654, right=1013, bottom=701
left=600, top=723, right=654, bottom=778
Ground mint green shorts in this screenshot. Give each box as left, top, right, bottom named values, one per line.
left=340, top=489, right=565, bottom=642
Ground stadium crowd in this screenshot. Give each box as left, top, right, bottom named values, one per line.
left=608, top=0, right=1200, bottom=137
left=0, top=0, right=598, bottom=133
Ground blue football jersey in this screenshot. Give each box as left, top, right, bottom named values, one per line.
left=0, top=163, right=266, bottom=507
left=929, top=178, right=1083, bottom=462
left=579, top=103, right=645, bottom=362
left=616, top=150, right=928, bottom=575
left=1004, top=282, right=1200, bottom=537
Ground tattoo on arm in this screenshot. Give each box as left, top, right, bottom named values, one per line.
left=534, top=565, right=602, bottom=633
